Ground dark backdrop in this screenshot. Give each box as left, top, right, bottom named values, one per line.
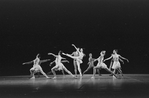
left=0, top=0, right=149, bottom=76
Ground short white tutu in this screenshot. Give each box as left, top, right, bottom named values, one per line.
left=112, top=61, right=121, bottom=69
left=30, top=65, right=42, bottom=72
left=97, top=62, right=108, bottom=69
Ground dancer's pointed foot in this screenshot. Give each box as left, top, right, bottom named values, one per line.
left=46, top=76, right=50, bottom=79
left=30, top=76, right=35, bottom=79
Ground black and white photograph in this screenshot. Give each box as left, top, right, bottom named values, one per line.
left=0, top=0, right=149, bottom=98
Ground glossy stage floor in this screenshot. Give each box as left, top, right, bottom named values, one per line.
left=0, top=74, right=149, bottom=98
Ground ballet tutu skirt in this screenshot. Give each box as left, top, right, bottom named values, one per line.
left=31, top=64, right=42, bottom=72
left=97, top=62, right=108, bottom=69
left=57, top=63, right=63, bottom=71
left=112, top=61, right=121, bottom=69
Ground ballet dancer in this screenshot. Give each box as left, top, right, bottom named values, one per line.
left=48, top=51, right=75, bottom=79
left=23, top=54, right=50, bottom=79
left=70, top=50, right=79, bottom=77
left=109, top=57, right=124, bottom=76
left=104, top=49, right=129, bottom=76
left=69, top=44, right=85, bottom=77
left=62, top=51, right=84, bottom=77
left=83, top=53, right=101, bottom=76
left=91, top=51, right=117, bottom=78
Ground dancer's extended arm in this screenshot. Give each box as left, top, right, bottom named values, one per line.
left=40, top=59, right=51, bottom=63
left=119, top=55, right=129, bottom=62
left=104, top=55, right=112, bottom=62
left=61, top=60, right=69, bottom=63
left=22, top=61, right=33, bottom=65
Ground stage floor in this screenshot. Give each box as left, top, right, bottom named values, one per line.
left=0, top=74, right=149, bottom=98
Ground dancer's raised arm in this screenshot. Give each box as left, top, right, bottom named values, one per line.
left=48, top=53, right=57, bottom=57
left=22, top=61, right=33, bottom=65
left=61, top=60, right=69, bottom=63
left=72, top=44, right=79, bottom=52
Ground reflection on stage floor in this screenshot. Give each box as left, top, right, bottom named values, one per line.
left=0, top=74, right=149, bottom=98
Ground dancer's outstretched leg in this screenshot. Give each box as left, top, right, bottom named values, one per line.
left=40, top=68, right=50, bottom=78
left=83, top=66, right=92, bottom=75
left=62, top=66, right=75, bottom=78
left=104, top=68, right=117, bottom=78
left=117, top=68, right=123, bottom=77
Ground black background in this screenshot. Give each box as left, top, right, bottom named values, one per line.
left=0, top=0, right=149, bottom=76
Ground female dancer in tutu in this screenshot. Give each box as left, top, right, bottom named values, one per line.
left=104, top=49, right=129, bottom=77
left=48, top=51, right=75, bottom=79
left=92, top=51, right=117, bottom=78
left=83, top=53, right=101, bottom=76
left=23, top=54, right=50, bottom=79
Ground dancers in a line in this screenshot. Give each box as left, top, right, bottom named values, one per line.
left=22, top=44, right=129, bottom=79
left=23, top=54, right=50, bottom=79
left=91, top=51, right=117, bottom=78
left=48, top=51, right=75, bottom=79
left=83, top=53, right=101, bottom=76
left=104, top=49, right=129, bottom=76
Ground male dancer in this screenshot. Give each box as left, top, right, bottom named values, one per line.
left=62, top=50, right=84, bottom=77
